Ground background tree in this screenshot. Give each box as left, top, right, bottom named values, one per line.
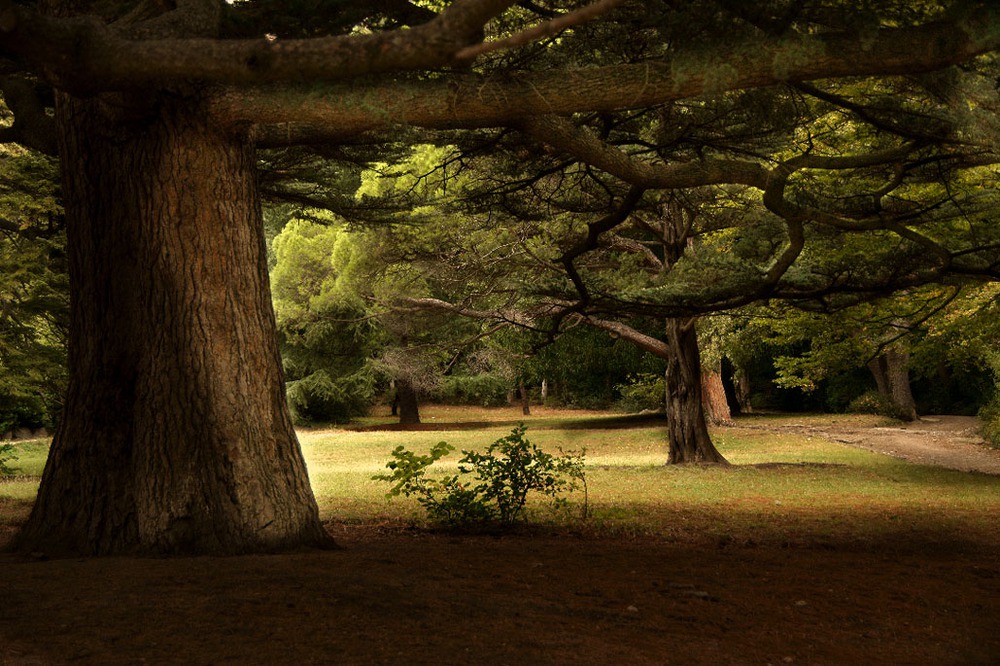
left=270, top=216, right=379, bottom=424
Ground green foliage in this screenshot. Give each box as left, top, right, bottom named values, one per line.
left=0, top=142, right=68, bottom=432
left=270, top=218, right=381, bottom=423
left=432, top=374, right=510, bottom=407
left=374, top=424, right=586, bottom=527
left=979, top=397, right=1000, bottom=449
left=0, top=443, right=18, bottom=476
left=614, top=373, right=665, bottom=413
left=846, top=391, right=901, bottom=419
left=286, top=368, right=375, bottom=425
left=533, top=326, right=666, bottom=409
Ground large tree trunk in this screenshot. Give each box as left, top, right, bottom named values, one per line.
left=13, top=93, right=333, bottom=556
left=664, top=318, right=728, bottom=464
left=868, top=348, right=918, bottom=422
left=396, top=376, right=421, bottom=425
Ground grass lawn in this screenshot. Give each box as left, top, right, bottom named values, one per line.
left=300, top=405, right=1000, bottom=548
left=4, top=405, right=999, bottom=548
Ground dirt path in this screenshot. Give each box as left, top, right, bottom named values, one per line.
left=744, top=414, right=1000, bottom=475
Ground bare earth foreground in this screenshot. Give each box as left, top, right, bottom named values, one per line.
left=2, top=416, right=998, bottom=665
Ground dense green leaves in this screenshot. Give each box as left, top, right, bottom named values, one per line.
left=374, top=424, right=586, bottom=527
left=270, top=217, right=379, bottom=422
left=0, top=143, right=66, bottom=433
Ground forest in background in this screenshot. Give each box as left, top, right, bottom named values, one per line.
left=3, top=136, right=999, bottom=442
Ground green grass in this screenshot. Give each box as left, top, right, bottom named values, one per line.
left=303, top=407, right=1000, bottom=546
left=0, top=439, right=48, bottom=529
left=4, top=408, right=999, bottom=548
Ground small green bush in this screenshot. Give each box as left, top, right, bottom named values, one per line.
left=374, top=424, right=586, bottom=527
left=433, top=374, right=510, bottom=407
left=846, top=390, right=913, bottom=420
left=0, top=442, right=19, bottom=476
left=979, top=396, right=1000, bottom=449
left=614, top=373, right=665, bottom=413
left=286, top=368, right=375, bottom=424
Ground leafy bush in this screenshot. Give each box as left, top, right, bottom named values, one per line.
left=979, top=396, right=1000, bottom=449
left=0, top=443, right=18, bottom=476
left=286, top=368, right=375, bottom=424
left=614, top=373, right=665, bottom=413
left=374, top=424, right=586, bottom=527
left=846, top=390, right=913, bottom=421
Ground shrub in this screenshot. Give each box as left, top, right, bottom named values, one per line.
left=614, top=373, right=665, bottom=413
left=0, top=443, right=18, bottom=476
left=433, top=374, right=510, bottom=407
left=846, top=390, right=913, bottom=420
left=286, top=368, right=375, bottom=424
left=374, top=424, right=586, bottom=527
left=979, top=396, right=1000, bottom=449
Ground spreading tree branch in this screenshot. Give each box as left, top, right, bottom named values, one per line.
left=455, top=0, right=626, bottom=60
left=0, top=0, right=515, bottom=93
left=210, top=14, right=1000, bottom=134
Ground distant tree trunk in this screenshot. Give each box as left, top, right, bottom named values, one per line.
left=664, top=318, right=729, bottom=464
left=884, top=347, right=918, bottom=421
left=700, top=359, right=733, bottom=425
left=518, top=380, right=531, bottom=415
left=14, top=92, right=332, bottom=556
left=868, top=356, right=891, bottom=397
left=733, top=367, right=753, bottom=415
left=868, top=348, right=918, bottom=421
left=396, top=376, right=421, bottom=425
left=540, top=379, right=548, bottom=403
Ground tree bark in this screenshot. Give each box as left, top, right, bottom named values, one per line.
left=868, top=356, right=891, bottom=397
left=884, top=347, right=918, bottom=422
left=13, top=92, right=333, bottom=556
left=700, top=359, right=733, bottom=425
left=396, top=376, right=421, bottom=425
left=664, top=318, right=728, bottom=465
left=868, top=349, right=918, bottom=421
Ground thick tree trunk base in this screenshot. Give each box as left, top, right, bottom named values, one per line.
left=12, top=93, right=334, bottom=557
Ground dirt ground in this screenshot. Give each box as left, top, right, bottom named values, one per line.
left=2, top=416, right=999, bottom=665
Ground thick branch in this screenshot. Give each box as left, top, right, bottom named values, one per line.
left=455, top=0, right=625, bottom=60
left=211, top=15, right=1000, bottom=134
left=400, top=297, right=539, bottom=328
left=582, top=317, right=670, bottom=359
left=560, top=186, right=645, bottom=306
left=0, top=0, right=514, bottom=93
left=521, top=115, right=769, bottom=189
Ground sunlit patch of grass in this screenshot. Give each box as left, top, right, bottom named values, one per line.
left=0, top=439, right=47, bottom=529
left=0, top=439, right=50, bottom=477
left=0, top=486, right=37, bottom=529
left=303, top=410, right=1000, bottom=547
left=3, top=409, right=999, bottom=550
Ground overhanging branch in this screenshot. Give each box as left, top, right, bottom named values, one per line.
left=0, top=0, right=515, bottom=93
left=211, top=15, right=1000, bottom=133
